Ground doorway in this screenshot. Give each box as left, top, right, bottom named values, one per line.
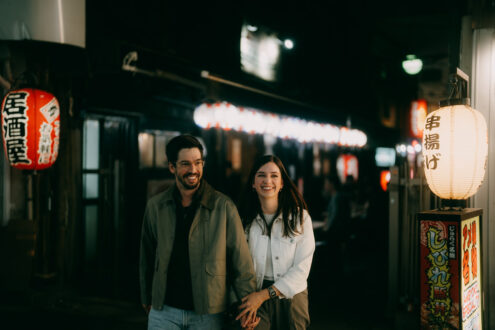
left=82, top=113, right=140, bottom=298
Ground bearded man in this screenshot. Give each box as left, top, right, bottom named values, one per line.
left=139, top=134, right=256, bottom=329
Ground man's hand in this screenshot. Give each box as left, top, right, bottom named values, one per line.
left=142, top=304, right=151, bottom=315
left=241, top=313, right=260, bottom=330
left=236, top=290, right=269, bottom=327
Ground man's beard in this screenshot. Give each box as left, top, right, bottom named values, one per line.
left=177, top=172, right=201, bottom=190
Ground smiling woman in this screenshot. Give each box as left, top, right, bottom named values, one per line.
left=252, top=162, right=284, bottom=201
left=238, top=155, right=315, bottom=330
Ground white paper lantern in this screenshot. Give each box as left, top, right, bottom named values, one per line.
left=422, top=104, right=488, bottom=200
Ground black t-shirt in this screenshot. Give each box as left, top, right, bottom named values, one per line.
left=164, top=184, right=203, bottom=310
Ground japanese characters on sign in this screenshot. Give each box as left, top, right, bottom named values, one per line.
left=461, top=217, right=482, bottom=330
left=1, top=88, right=60, bottom=170
left=426, top=225, right=452, bottom=323
left=420, top=220, right=460, bottom=329
left=420, top=215, right=483, bottom=330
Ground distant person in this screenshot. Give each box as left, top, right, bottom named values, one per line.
left=139, top=134, right=256, bottom=329
left=236, top=155, right=315, bottom=330
left=323, top=176, right=351, bottom=237
left=322, top=175, right=352, bottom=277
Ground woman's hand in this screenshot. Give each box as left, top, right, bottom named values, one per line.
left=236, top=290, right=269, bottom=327
left=241, top=313, right=261, bottom=330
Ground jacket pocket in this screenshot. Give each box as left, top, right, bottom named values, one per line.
left=279, top=235, right=298, bottom=245
left=205, top=260, right=227, bottom=309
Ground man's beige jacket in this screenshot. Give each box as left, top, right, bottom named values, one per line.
left=139, top=181, right=256, bottom=314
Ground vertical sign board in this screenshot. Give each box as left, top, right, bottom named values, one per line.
left=418, top=209, right=483, bottom=330
left=461, top=215, right=482, bottom=330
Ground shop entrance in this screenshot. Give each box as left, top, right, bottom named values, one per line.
left=82, top=113, right=139, bottom=298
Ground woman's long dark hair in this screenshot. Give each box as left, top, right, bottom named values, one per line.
left=240, top=155, right=308, bottom=237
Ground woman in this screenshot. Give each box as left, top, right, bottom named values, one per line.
left=236, top=155, right=315, bottom=330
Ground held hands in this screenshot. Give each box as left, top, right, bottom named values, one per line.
left=240, top=313, right=260, bottom=330
left=142, top=304, right=151, bottom=315
left=236, top=289, right=269, bottom=327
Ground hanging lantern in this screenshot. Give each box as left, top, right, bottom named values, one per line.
left=410, top=99, right=427, bottom=138
left=1, top=88, right=60, bottom=170
left=422, top=102, right=487, bottom=200
left=336, top=154, right=358, bottom=184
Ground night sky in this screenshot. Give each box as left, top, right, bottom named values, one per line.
left=84, top=0, right=464, bottom=143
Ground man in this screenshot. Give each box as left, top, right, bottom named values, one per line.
left=140, top=134, right=257, bottom=329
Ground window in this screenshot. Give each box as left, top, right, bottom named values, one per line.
left=138, top=130, right=181, bottom=169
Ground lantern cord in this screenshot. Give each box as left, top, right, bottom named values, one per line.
left=11, top=71, right=39, bottom=90
left=447, top=75, right=460, bottom=101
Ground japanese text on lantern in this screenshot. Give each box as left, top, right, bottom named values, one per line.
left=38, top=98, right=60, bottom=164
left=426, top=226, right=452, bottom=322
left=424, top=115, right=441, bottom=170
left=2, top=91, right=31, bottom=165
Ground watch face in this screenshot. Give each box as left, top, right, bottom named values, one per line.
left=269, top=287, right=276, bottom=298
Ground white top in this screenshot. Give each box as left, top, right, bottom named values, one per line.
left=263, top=213, right=275, bottom=281
left=245, top=209, right=315, bottom=299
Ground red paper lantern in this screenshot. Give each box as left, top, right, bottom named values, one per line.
left=336, top=154, right=358, bottom=184
left=410, top=99, right=427, bottom=138
left=1, top=88, right=60, bottom=170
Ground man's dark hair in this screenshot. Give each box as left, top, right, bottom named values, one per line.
left=166, top=134, right=203, bottom=164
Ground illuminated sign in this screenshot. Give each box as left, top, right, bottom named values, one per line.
left=461, top=217, right=482, bottom=330
left=419, top=210, right=483, bottom=330
left=375, top=147, right=396, bottom=167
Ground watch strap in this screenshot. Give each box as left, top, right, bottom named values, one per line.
left=267, top=286, right=277, bottom=299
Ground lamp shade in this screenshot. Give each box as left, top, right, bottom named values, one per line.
left=1, top=88, right=60, bottom=170
left=422, top=104, right=488, bottom=200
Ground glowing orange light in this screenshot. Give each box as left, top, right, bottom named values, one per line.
left=380, top=170, right=391, bottom=191
left=411, top=99, right=427, bottom=138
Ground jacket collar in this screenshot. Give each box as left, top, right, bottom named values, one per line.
left=255, top=212, right=283, bottom=222
left=161, top=180, right=215, bottom=210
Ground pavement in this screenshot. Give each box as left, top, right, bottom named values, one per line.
left=0, top=226, right=417, bottom=329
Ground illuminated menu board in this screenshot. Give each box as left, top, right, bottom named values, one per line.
left=418, top=209, right=483, bottom=330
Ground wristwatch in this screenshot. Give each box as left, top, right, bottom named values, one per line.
left=267, top=286, right=277, bottom=299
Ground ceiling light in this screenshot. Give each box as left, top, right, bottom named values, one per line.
left=284, top=39, right=294, bottom=49
left=402, top=54, right=423, bottom=75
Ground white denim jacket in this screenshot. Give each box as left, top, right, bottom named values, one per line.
left=245, top=209, right=315, bottom=299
